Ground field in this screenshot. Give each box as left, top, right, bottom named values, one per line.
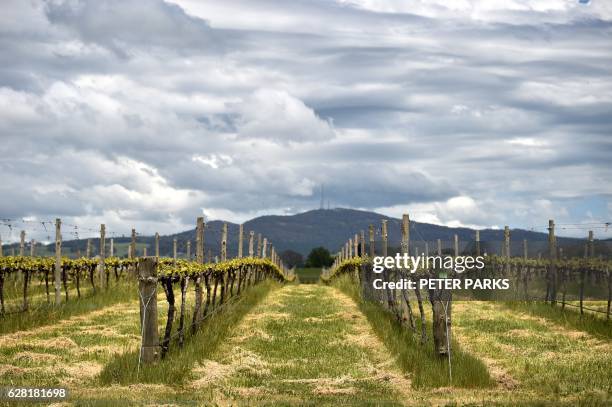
left=0, top=264, right=610, bottom=405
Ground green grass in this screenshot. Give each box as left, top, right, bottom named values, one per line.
left=503, top=301, right=612, bottom=339
left=453, top=301, right=612, bottom=403
left=98, top=280, right=278, bottom=385
left=0, top=282, right=136, bottom=334
left=331, top=274, right=494, bottom=389
left=295, top=267, right=321, bottom=283
left=188, top=283, right=408, bottom=405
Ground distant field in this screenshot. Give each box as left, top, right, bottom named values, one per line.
left=295, top=268, right=321, bottom=283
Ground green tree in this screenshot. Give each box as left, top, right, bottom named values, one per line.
left=305, top=246, right=333, bottom=267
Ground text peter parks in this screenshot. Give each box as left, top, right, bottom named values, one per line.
left=370, top=254, right=510, bottom=290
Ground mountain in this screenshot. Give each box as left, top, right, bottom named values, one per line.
left=18, top=208, right=603, bottom=259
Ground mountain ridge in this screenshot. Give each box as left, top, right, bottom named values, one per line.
left=19, top=208, right=603, bottom=259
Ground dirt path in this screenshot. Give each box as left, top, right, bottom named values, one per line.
left=189, top=284, right=411, bottom=405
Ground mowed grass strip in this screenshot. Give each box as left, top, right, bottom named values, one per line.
left=0, top=300, right=141, bottom=388
left=332, top=274, right=494, bottom=390
left=187, top=284, right=411, bottom=405
left=453, top=301, right=612, bottom=405
left=503, top=301, right=612, bottom=339
left=0, top=282, right=136, bottom=335
left=98, top=280, right=279, bottom=387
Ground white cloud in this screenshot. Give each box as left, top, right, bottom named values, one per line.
left=232, top=89, right=335, bottom=143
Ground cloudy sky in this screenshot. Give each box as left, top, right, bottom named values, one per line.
left=1, top=0, right=611, bottom=242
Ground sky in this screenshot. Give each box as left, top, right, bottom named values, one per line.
left=1, top=0, right=611, bottom=243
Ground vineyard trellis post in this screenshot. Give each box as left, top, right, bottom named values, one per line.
left=401, top=214, right=417, bottom=333
left=238, top=224, right=243, bottom=258
left=257, top=234, right=262, bottom=258
left=110, top=238, right=114, bottom=257
left=504, top=226, right=510, bottom=258
left=381, top=220, right=388, bottom=257
left=437, top=239, right=442, bottom=256
left=20, top=230, right=25, bottom=256
left=131, top=228, right=136, bottom=259
left=30, top=239, right=35, bottom=257
left=548, top=219, right=557, bottom=304
left=173, top=238, right=177, bottom=260
left=155, top=232, right=159, bottom=258
left=138, top=257, right=160, bottom=364
left=221, top=223, right=227, bottom=261
left=360, top=230, right=365, bottom=257
left=369, top=225, right=375, bottom=256
left=262, top=237, right=267, bottom=259
left=192, top=217, right=204, bottom=333
left=475, top=230, right=480, bottom=256
left=523, top=239, right=528, bottom=260
left=99, top=224, right=106, bottom=289
left=54, top=218, right=62, bottom=305
left=86, top=238, right=91, bottom=258
left=248, top=231, right=254, bottom=257
left=186, top=241, right=191, bottom=260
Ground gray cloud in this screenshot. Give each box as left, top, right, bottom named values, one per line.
left=0, top=0, right=611, bottom=241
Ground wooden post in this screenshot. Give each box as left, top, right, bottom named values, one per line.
left=173, top=238, right=177, bottom=260
left=196, top=217, right=204, bottom=263
left=504, top=226, right=510, bottom=258
left=155, top=233, right=160, bottom=258
left=588, top=231, right=594, bottom=258
left=186, top=241, right=191, bottom=260
left=437, top=239, right=442, bottom=256
left=238, top=224, right=244, bottom=258
left=548, top=219, right=557, bottom=304
left=523, top=239, right=528, bottom=260
left=248, top=231, right=254, bottom=257
left=221, top=223, right=227, bottom=261
left=454, top=234, right=459, bottom=257
left=354, top=234, right=358, bottom=258
left=381, top=220, right=388, bottom=257
left=130, top=229, right=136, bottom=259
left=54, top=219, right=62, bottom=305
left=30, top=239, right=35, bottom=257
left=360, top=230, right=365, bottom=257
left=192, top=217, right=204, bottom=333
left=20, top=230, right=25, bottom=256
left=475, top=230, right=480, bottom=256
left=86, top=238, right=91, bottom=258
left=143, top=247, right=147, bottom=257
left=369, top=225, right=375, bottom=256
left=348, top=238, right=353, bottom=258
left=138, top=257, right=160, bottom=364
left=256, top=234, right=262, bottom=258
left=99, top=224, right=106, bottom=288
left=401, top=214, right=410, bottom=255
left=110, top=238, right=114, bottom=257
left=262, top=237, right=267, bottom=258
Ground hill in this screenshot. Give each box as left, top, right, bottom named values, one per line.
left=11, top=208, right=603, bottom=259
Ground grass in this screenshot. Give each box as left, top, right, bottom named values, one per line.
left=98, top=280, right=278, bottom=385
left=331, top=274, right=494, bottom=389
left=0, top=282, right=136, bottom=334
left=453, top=301, right=612, bottom=404
left=182, top=283, right=410, bottom=405
left=295, top=267, right=322, bottom=283
left=503, top=301, right=612, bottom=339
